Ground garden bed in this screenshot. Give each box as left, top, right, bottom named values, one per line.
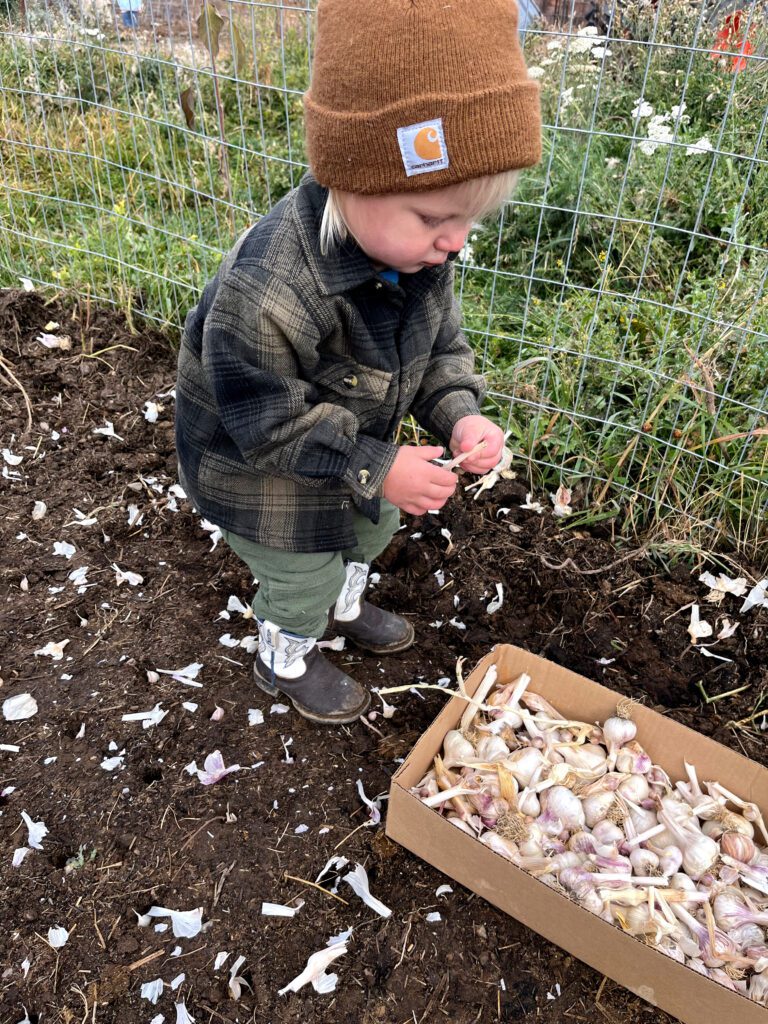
left=1, top=287, right=766, bottom=1024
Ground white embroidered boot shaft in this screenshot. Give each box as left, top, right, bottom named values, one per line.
left=330, top=562, right=415, bottom=655
left=333, top=561, right=369, bottom=623
left=257, top=619, right=316, bottom=680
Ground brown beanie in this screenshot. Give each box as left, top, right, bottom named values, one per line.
left=304, top=0, right=542, bottom=194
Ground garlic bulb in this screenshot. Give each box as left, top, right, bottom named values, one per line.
left=615, top=741, right=652, bottom=775
left=720, top=830, right=757, bottom=864
left=475, top=735, right=510, bottom=763
left=442, top=729, right=476, bottom=767
left=617, top=774, right=650, bottom=804
left=591, top=819, right=625, bottom=846
left=538, top=786, right=586, bottom=834
left=729, top=922, right=765, bottom=951
left=582, top=790, right=616, bottom=828
left=504, top=746, right=546, bottom=787
left=603, top=709, right=637, bottom=769
left=629, top=848, right=660, bottom=875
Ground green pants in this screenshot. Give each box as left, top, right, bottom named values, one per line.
left=221, top=500, right=401, bottom=638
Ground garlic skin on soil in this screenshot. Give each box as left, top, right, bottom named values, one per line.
left=411, top=673, right=768, bottom=1004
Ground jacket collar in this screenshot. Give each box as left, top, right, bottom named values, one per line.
left=291, top=172, right=450, bottom=297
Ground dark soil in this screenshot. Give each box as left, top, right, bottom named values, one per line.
left=1, top=288, right=766, bottom=1024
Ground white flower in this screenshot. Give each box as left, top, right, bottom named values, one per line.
left=527, top=65, right=545, bottom=79
left=590, top=45, right=612, bottom=58
left=686, top=136, right=713, bottom=155
left=570, top=26, right=599, bottom=53
left=631, top=99, right=654, bottom=118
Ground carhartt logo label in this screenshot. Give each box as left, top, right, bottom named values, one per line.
left=397, top=118, right=449, bottom=177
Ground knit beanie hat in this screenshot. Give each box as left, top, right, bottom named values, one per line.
left=304, top=0, right=542, bottom=195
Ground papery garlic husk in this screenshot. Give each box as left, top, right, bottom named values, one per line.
left=729, top=922, right=765, bottom=951
left=720, top=830, right=758, bottom=864
left=629, top=848, right=660, bottom=875
left=582, top=790, right=617, bottom=829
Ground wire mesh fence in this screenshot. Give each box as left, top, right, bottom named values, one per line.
left=1, top=0, right=766, bottom=558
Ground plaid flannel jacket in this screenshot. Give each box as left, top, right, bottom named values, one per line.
left=175, top=173, right=485, bottom=552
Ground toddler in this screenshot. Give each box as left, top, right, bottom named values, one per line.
left=176, top=0, right=541, bottom=724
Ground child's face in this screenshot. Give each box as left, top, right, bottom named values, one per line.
left=338, top=183, right=476, bottom=275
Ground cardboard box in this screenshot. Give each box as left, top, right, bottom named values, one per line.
left=386, top=644, right=768, bottom=1024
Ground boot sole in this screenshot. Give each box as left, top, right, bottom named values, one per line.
left=253, top=663, right=371, bottom=725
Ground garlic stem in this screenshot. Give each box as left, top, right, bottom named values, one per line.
left=625, top=823, right=667, bottom=850
left=422, top=785, right=476, bottom=808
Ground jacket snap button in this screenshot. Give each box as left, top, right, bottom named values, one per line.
left=343, top=374, right=358, bottom=388
left=357, top=468, right=370, bottom=485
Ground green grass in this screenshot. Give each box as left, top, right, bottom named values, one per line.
left=1, top=0, right=766, bottom=561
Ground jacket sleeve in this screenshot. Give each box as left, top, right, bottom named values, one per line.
left=200, top=264, right=398, bottom=500
left=408, top=271, right=486, bottom=446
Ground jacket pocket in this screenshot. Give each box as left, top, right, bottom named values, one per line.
left=313, top=357, right=392, bottom=404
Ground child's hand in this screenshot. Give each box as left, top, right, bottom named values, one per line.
left=382, top=445, right=458, bottom=516
left=449, top=416, right=504, bottom=474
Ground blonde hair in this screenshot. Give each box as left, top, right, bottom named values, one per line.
left=319, top=168, right=521, bottom=256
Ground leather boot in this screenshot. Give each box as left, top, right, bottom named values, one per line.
left=253, top=619, right=370, bottom=725
left=331, top=561, right=414, bottom=655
